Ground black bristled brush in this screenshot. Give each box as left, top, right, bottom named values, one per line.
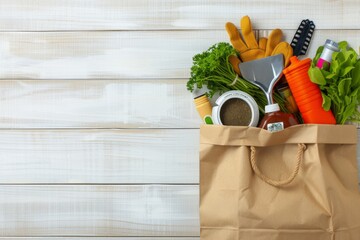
left=290, top=19, right=315, bottom=56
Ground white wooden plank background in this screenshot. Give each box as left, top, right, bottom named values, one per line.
left=0, top=129, right=199, bottom=184
left=0, top=80, right=199, bottom=128
left=0, top=238, right=199, bottom=240
left=0, top=30, right=359, bottom=79
left=0, top=185, right=199, bottom=237
left=0, top=0, right=359, bottom=238
left=0, top=0, right=358, bottom=31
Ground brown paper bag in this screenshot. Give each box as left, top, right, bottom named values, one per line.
left=200, top=124, right=360, bottom=240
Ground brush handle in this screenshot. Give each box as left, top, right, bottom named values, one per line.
left=291, top=19, right=315, bottom=57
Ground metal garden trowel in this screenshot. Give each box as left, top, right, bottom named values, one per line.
left=239, top=54, right=284, bottom=104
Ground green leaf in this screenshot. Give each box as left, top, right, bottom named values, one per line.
left=326, top=73, right=336, bottom=79
left=351, top=61, right=360, bottom=88
left=312, top=46, right=324, bottom=65
left=332, top=51, right=339, bottom=61
left=321, top=93, right=332, bottom=111
left=204, top=116, right=214, bottom=124
left=335, top=52, right=346, bottom=66
left=345, top=95, right=351, bottom=105
left=338, top=41, right=348, bottom=51
left=341, top=66, right=355, bottom=77
left=321, top=61, right=330, bottom=70
left=330, top=60, right=340, bottom=75
left=349, top=50, right=358, bottom=65
left=341, top=103, right=356, bottom=124
left=338, top=78, right=351, bottom=96
left=350, top=87, right=359, bottom=99
left=308, top=67, right=326, bottom=85
left=342, top=51, right=355, bottom=68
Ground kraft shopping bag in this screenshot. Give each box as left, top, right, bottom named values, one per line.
left=200, top=124, right=360, bottom=239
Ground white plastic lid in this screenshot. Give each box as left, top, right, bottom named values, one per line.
left=265, top=103, right=280, bottom=113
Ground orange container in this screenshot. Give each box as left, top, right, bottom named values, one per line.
left=290, top=90, right=321, bottom=102
left=295, top=93, right=322, bottom=104
left=299, top=97, right=323, bottom=109
left=302, top=109, right=335, bottom=124
left=289, top=82, right=319, bottom=92
left=290, top=87, right=321, bottom=99
left=297, top=98, right=323, bottom=113
left=283, top=56, right=336, bottom=124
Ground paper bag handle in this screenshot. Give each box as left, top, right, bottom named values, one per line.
left=250, top=143, right=306, bottom=187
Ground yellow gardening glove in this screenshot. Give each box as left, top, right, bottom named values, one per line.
left=225, top=16, right=293, bottom=74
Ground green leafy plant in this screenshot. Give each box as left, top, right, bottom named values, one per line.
left=308, top=41, right=360, bottom=124
left=186, top=42, right=286, bottom=113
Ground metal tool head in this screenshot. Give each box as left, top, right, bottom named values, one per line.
left=239, top=54, right=284, bottom=104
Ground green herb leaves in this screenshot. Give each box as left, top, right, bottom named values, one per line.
left=187, top=42, right=286, bottom=114
left=187, top=42, right=239, bottom=96
left=308, top=41, right=360, bottom=124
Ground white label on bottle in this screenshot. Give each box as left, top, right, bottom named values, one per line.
left=267, top=122, right=284, bottom=132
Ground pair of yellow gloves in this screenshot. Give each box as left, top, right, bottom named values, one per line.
left=225, top=16, right=293, bottom=75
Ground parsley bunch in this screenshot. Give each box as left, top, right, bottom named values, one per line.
left=186, top=42, right=285, bottom=113
left=309, top=41, right=360, bottom=124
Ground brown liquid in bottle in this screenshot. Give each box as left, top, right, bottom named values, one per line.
left=258, top=103, right=298, bottom=132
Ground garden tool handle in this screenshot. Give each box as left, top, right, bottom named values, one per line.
left=250, top=143, right=306, bottom=187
